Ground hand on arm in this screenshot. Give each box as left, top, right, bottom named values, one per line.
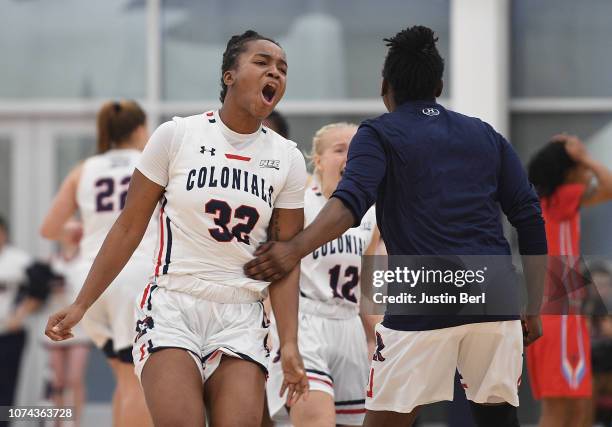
left=244, top=198, right=354, bottom=281
left=45, top=170, right=164, bottom=341
left=245, top=123, right=386, bottom=282
left=265, top=208, right=309, bottom=406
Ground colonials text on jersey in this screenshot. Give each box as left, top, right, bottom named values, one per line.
left=185, top=166, right=274, bottom=208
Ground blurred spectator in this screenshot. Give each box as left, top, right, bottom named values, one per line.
left=44, top=220, right=90, bottom=426
left=0, top=216, right=50, bottom=423
left=263, top=109, right=290, bottom=138
left=589, top=262, right=612, bottom=426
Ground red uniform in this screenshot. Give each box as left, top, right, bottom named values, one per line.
left=527, top=183, right=592, bottom=399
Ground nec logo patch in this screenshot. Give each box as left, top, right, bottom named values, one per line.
left=422, top=108, right=440, bottom=116
left=260, top=160, right=280, bottom=170
left=361, top=220, right=373, bottom=231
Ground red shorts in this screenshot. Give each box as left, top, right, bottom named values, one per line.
left=526, top=315, right=592, bottom=399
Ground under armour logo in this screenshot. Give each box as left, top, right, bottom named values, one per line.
left=200, top=146, right=216, bottom=156
left=422, top=108, right=440, bottom=116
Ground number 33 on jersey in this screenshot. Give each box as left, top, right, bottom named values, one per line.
left=140, top=111, right=306, bottom=293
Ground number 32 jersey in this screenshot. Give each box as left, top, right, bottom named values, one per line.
left=300, top=183, right=376, bottom=316
left=136, top=111, right=306, bottom=300
left=77, top=149, right=158, bottom=264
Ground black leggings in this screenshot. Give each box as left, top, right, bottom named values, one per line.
left=469, top=402, right=520, bottom=427
left=0, top=329, right=26, bottom=427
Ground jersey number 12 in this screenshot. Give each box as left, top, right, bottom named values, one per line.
left=329, top=265, right=359, bottom=303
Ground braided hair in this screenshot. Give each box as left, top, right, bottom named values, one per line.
left=219, top=30, right=281, bottom=103
left=382, top=26, right=445, bottom=104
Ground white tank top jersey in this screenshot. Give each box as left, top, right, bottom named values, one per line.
left=76, top=149, right=158, bottom=264
left=136, top=111, right=307, bottom=301
left=300, top=183, right=376, bottom=317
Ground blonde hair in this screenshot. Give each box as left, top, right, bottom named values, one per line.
left=308, top=122, right=358, bottom=175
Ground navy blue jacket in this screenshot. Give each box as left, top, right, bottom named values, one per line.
left=332, top=100, right=547, bottom=330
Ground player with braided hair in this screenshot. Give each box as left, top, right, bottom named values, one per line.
left=245, top=25, right=547, bottom=427
left=46, top=30, right=308, bottom=426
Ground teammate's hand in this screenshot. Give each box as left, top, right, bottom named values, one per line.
left=244, top=240, right=300, bottom=282
left=279, top=343, right=309, bottom=406
left=521, top=315, right=542, bottom=346
left=45, top=303, right=86, bottom=341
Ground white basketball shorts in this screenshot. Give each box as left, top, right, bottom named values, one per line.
left=267, top=311, right=369, bottom=426
left=133, top=281, right=269, bottom=383
left=81, top=258, right=151, bottom=358
left=366, top=320, right=523, bottom=414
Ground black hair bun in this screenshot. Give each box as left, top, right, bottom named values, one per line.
left=385, top=25, right=438, bottom=54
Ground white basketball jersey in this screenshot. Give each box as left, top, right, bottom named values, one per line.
left=76, top=149, right=157, bottom=264
left=300, top=184, right=376, bottom=316
left=150, top=112, right=303, bottom=298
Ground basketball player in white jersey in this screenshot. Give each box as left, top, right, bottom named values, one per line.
left=41, top=100, right=154, bottom=427
left=46, top=30, right=309, bottom=427
left=266, top=123, right=381, bottom=427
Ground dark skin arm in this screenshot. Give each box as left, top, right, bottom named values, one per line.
left=45, top=170, right=163, bottom=341
left=521, top=254, right=546, bottom=346
left=265, top=207, right=310, bottom=405
left=245, top=197, right=354, bottom=281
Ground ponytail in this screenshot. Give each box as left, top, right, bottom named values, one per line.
left=96, top=100, right=147, bottom=154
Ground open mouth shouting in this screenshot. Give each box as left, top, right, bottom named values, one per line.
left=261, top=83, right=277, bottom=106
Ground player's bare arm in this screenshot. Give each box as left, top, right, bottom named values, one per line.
left=265, top=207, right=309, bottom=405
left=45, top=169, right=163, bottom=341
left=244, top=197, right=354, bottom=281
left=521, top=254, right=546, bottom=346
left=40, top=163, right=83, bottom=240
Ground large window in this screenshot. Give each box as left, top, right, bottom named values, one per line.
left=510, top=113, right=612, bottom=160
left=0, top=0, right=146, bottom=98
left=161, top=0, right=450, bottom=100
left=511, top=0, right=612, bottom=97
left=511, top=113, right=612, bottom=254
left=511, top=0, right=612, bottom=255
left=55, top=135, right=96, bottom=188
